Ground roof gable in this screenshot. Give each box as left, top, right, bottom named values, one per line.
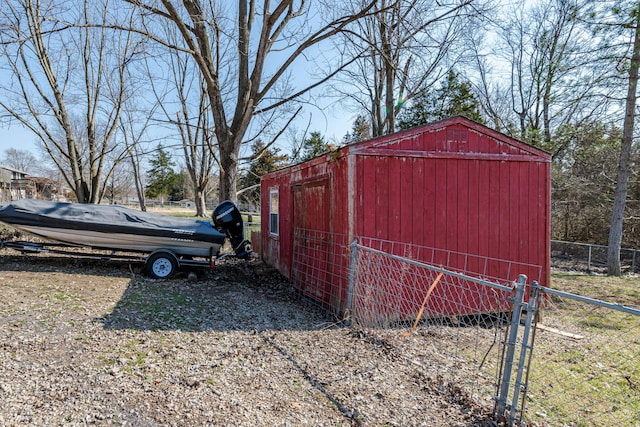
left=349, top=116, right=551, bottom=161
left=0, top=165, right=29, bottom=176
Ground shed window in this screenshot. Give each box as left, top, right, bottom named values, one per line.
left=269, top=190, right=279, bottom=236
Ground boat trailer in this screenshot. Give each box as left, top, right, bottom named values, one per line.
left=0, top=239, right=247, bottom=279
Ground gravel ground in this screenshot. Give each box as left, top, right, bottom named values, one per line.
left=0, top=249, right=495, bottom=426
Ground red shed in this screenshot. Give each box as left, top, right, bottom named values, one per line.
left=259, top=116, right=551, bottom=316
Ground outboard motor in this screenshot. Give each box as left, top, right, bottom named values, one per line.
left=212, top=201, right=252, bottom=258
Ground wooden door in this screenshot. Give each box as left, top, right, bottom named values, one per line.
left=291, top=178, right=333, bottom=308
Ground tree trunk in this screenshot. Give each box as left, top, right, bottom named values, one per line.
left=218, top=139, right=240, bottom=203
left=607, top=8, right=640, bottom=276
left=130, top=154, right=147, bottom=212
left=195, top=188, right=207, bottom=217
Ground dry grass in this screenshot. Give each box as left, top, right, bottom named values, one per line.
left=524, top=272, right=640, bottom=426
left=0, top=242, right=493, bottom=426
left=4, top=218, right=639, bottom=425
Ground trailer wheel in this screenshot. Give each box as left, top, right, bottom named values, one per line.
left=146, top=251, right=178, bottom=279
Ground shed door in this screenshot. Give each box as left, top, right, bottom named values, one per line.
left=291, top=178, right=332, bottom=308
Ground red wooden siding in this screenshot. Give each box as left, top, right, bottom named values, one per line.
left=260, top=116, right=551, bottom=317
left=354, top=154, right=548, bottom=275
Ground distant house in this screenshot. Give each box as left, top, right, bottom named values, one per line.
left=0, top=165, right=28, bottom=181
left=0, top=165, right=59, bottom=201
left=29, top=176, right=59, bottom=200
left=0, top=165, right=33, bottom=201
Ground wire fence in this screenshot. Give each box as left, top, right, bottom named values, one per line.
left=551, top=239, right=640, bottom=274
left=347, top=242, right=516, bottom=417
left=527, top=286, right=640, bottom=426
left=291, top=229, right=351, bottom=315
left=288, top=230, right=640, bottom=425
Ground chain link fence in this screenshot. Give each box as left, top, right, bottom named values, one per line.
left=527, top=285, right=640, bottom=426
left=346, top=242, right=517, bottom=418
left=287, top=230, right=640, bottom=425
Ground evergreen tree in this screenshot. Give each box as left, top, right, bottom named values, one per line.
left=145, top=144, right=179, bottom=203
left=301, top=131, right=330, bottom=161
left=397, top=70, right=485, bottom=130
left=343, top=115, right=372, bottom=144
left=239, top=140, right=289, bottom=207
left=169, top=169, right=191, bottom=202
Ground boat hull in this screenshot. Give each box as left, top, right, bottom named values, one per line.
left=0, top=200, right=227, bottom=258
left=12, top=224, right=221, bottom=257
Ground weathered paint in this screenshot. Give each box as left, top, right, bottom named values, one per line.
left=260, top=116, right=551, bottom=316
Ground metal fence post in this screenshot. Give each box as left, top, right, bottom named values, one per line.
left=508, top=280, right=541, bottom=425
left=344, top=239, right=359, bottom=325
left=495, top=274, right=527, bottom=421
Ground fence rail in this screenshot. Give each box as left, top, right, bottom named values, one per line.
left=529, top=284, right=640, bottom=426
left=289, top=230, right=640, bottom=426
left=347, top=241, right=526, bottom=422
left=347, top=242, right=514, bottom=328
left=552, top=239, right=640, bottom=274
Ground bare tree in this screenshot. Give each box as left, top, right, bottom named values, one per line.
left=118, top=97, right=160, bottom=211
left=0, top=0, right=142, bottom=203
left=1, top=148, right=39, bottom=174
left=126, top=136, right=148, bottom=211
left=604, top=3, right=640, bottom=276
left=123, top=0, right=378, bottom=202
left=145, top=24, right=217, bottom=217
left=176, top=87, right=216, bottom=216
left=467, top=35, right=514, bottom=131
left=104, top=160, right=137, bottom=204
left=333, top=0, right=482, bottom=137
left=472, top=0, right=601, bottom=148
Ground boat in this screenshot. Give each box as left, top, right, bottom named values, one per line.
left=0, top=199, right=251, bottom=277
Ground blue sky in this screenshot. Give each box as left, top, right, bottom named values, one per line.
left=0, top=123, right=40, bottom=155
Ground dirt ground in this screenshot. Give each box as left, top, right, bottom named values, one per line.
left=0, top=242, right=496, bottom=426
